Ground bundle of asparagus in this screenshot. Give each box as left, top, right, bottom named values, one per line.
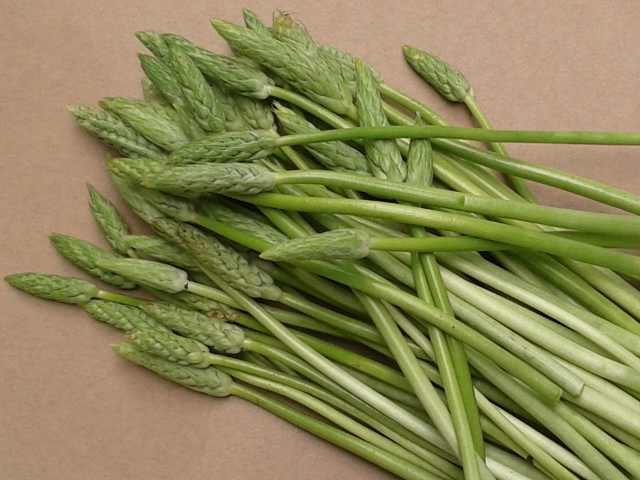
left=7, top=8, right=640, bottom=480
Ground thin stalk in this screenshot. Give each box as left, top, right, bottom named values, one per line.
left=438, top=253, right=640, bottom=373
left=352, top=293, right=466, bottom=470
left=233, top=192, right=640, bottom=277
left=513, top=251, right=640, bottom=336
left=226, top=368, right=457, bottom=479
left=463, top=95, right=538, bottom=203
left=270, top=170, right=640, bottom=236
left=474, top=391, right=579, bottom=480
left=407, top=251, right=483, bottom=477
left=552, top=401, right=640, bottom=478
left=274, top=124, right=640, bottom=147
left=230, top=383, right=440, bottom=480
left=95, top=289, right=147, bottom=306
left=196, top=268, right=455, bottom=453
left=571, top=404, right=640, bottom=453
left=468, top=350, right=627, bottom=480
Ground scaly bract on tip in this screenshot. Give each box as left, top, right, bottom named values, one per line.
left=138, top=54, right=206, bottom=140
left=112, top=343, right=233, bottom=397
left=87, top=185, right=132, bottom=256
left=139, top=302, right=245, bottom=353
left=49, top=233, right=137, bottom=289
left=96, top=258, right=188, bottom=294
left=83, top=299, right=171, bottom=333
left=5, top=273, right=99, bottom=305
left=128, top=329, right=211, bottom=366
left=123, top=235, right=200, bottom=271
left=100, top=98, right=190, bottom=152
left=143, top=162, right=275, bottom=196
left=261, top=229, right=371, bottom=261
left=167, top=130, right=277, bottom=165
left=212, top=19, right=354, bottom=116
left=403, top=45, right=473, bottom=102
left=69, top=105, right=168, bottom=160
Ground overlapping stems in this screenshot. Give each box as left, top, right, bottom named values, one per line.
left=11, top=8, right=640, bottom=480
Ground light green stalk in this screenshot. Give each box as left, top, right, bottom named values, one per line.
left=99, top=98, right=190, bottom=151
left=211, top=19, right=355, bottom=117
left=138, top=54, right=206, bottom=140
left=5, top=273, right=100, bottom=305
left=87, top=185, right=133, bottom=256
left=355, top=58, right=406, bottom=181
left=83, top=299, right=170, bottom=333
left=167, top=130, right=277, bottom=165
left=49, top=233, right=136, bottom=289
left=68, top=105, right=168, bottom=160
left=274, top=103, right=370, bottom=175
left=123, top=235, right=200, bottom=271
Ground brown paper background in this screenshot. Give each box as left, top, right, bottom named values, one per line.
left=2, top=1, right=639, bottom=479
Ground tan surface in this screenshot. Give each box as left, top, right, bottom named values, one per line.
left=1, top=1, right=639, bottom=479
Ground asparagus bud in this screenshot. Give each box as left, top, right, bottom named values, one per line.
left=138, top=188, right=198, bottom=222
left=127, top=329, right=211, bottom=366
left=274, top=103, right=370, bottom=175
left=402, top=45, right=473, bottom=102
left=96, top=258, right=188, bottom=294
left=169, top=290, right=239, bottom=321
left=83, top=300, right=171, bottom=333
left=106, top=157, right=165, bottom=184
left=49, top=233, right=137, bottom=289
left=211, top=19, right=354, bottom=116
left=167, top=130, right=277, bottom=165
left=150, top=220, right=282, bottom=300
left=162, top=33, right=273, bottom=100
left=261, top=229, right=371, bottom=261
left=100, top=98, right=190, bottom=152
left=139, top=302, right=244, bottom=353
left=112, top=343, right=233, bottom=397
left=405, top=116, right=433, bottom=188
left=124, top=235, right=200, bottom=271
left=87, top=185, right=133, bottom=256
left=5, top=273, right=99, bottom=305
left=355, top=58, right=406, bottom=182
left=68, top=105, right=167, bottom=160
left=143, top=163, right=275, bottom=196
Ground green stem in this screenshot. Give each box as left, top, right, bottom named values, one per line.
left=474, top=391, right=579, bottom=480
left=462, top=95, right=538, bottom=203
left=274, top=124, right=640, bottom=147
left=469, top=350, right=627, bottom=480
left=267, top=85, right=357, bottom=127
left=419, top=248, right=485, bottom=460
left=513, top=251, right=640, bottom=336
left=275, top=259, right=563, bottom=401
left=229, top=383, right=439, bottom=480
left=95, top=289, right=147, bottom=306
left=198, top=268, right=453, bottom=453
left=227, top=368, right=456, bottom=479
left=233, top=192, right=640, bottom=277
left=271, top=170, right=640, bottom=236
